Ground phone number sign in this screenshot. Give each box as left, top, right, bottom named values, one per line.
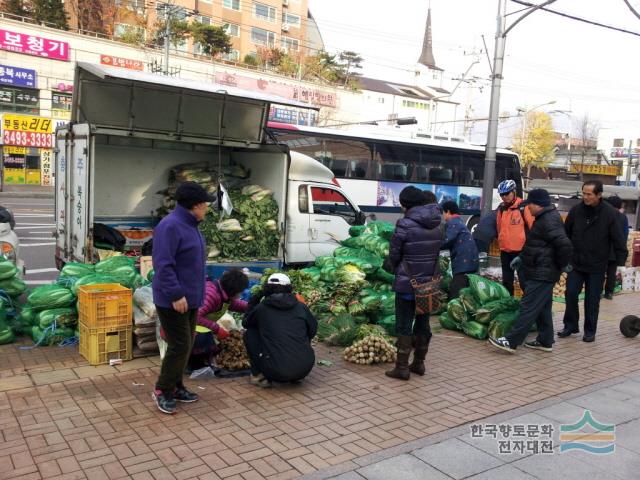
left=2, top=113, right=53, bottom=147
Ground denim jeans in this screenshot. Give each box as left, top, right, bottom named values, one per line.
left=562, top=270, right=606, bottom=337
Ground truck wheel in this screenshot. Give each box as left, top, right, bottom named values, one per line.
left=620, top=315, right=640, bottom=338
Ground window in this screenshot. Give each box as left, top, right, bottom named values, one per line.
left=310, top=186, right=358, bottom=223
left=221, top=50, right=240, bottom=61
left=280, top=36, right=299, bottom=52
left=115, top=0, right=145, bottom=12
left=251, top=27, right=276, bottom=46
left=52, top=92, right=72, bottom=119
left=223, top=0, right=241, bottom=11
left=613, top=138, right=624, bottom=148
left=282, top=12, right=301, bottom=27
left=223, top=23, right=240, bottom=37
left=402, top=99, right=429, bottom=110
left=378, top=97, right=385, bottom=104
left=195, top=15, right=212, bottom=25
left=254, top=2, right=276, bottom=22
left=298, top=185, right=309, bottom=213
left=0, top=86, right=39, bottom=114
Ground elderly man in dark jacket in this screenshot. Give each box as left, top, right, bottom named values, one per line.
left=558, top=180, right=628, bottom=342
left=441, top=200, right=479, bottom=298
left=385, top=187, right=442, bottom=380
left=489, top=189, right=573, bottom=353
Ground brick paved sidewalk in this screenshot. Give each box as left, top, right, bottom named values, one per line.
left=1, top=293, right=639, bottom=480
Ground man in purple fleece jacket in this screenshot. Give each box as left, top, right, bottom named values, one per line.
left=152, top=181, right=214, bottom=414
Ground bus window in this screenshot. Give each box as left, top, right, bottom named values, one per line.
left=458, top=152, right=484, bottom=187
left=421, top=149, right=461, bottom=185
left=317, top=138, right=372, bottom=179
left=374, top=143, right=417, bottom=181
left=496, top=154, right=522, bottom=191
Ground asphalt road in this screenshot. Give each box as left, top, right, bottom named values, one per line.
left=1, top=196, right=58, bottom=286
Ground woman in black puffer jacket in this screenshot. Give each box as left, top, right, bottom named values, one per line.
left=385, top=187, right=442, bottom=380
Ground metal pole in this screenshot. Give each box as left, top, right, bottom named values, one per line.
left=626, top=139, right=633, bottom=186
left=481, top=0, right=506, bottom=216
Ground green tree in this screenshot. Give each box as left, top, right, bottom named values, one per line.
left=154, top=19, right=191, bottom=47
left=243, top=54, right=258, bottom=66
left=32, top=0, right=69, bottom=29
left=511, top=111, right=556, bottom=187
left=338, top=50, right=363, bottom=85
left=190, top=23, right=231, bottom=56
left=1, top=0, right=27, bottom=16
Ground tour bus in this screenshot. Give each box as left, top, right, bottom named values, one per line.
left=267, top=122, right=523, bottom=229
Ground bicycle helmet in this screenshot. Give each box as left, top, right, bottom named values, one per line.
left=497, top=180, right=517, bottom=195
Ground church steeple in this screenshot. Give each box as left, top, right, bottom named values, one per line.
left=418, top=6, right=437, bottom=69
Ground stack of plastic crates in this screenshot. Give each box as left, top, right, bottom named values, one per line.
left=78, top=284, right=133, bottom=365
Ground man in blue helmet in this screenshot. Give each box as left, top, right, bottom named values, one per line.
left=496, top=180, right=534, bottom=296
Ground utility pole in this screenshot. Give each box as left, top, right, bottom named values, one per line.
left=164, top=10, right=171, bottom=75
left=626, top=140, right=633, bottom=186
left=480, top=0, right=557, bottom=216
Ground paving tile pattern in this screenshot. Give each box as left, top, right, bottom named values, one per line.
left=1, top=294, right=639, bottom=479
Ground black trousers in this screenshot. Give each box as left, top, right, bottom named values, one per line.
left=394, top=296, right=432, bottom=339
left=243, top=329, right=263, bottom=376
left=449, top=273, right=470, bottom=299
left=506, top=280, right=555, bottom=348
left=562, top=270, right=606, bottom=337
left=604, top=261, right=618, bottom=295
left=155, top=306, right=197, bottom=393
left=501, top=251, right=526, bottom=296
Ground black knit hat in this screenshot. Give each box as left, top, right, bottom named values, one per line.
left=523, top=188, right=551, bottom=207
left=175, top=182, right=216, bottom=209
left=399, top=186, right=426, bottom=209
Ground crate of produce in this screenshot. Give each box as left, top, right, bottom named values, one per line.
left=488, top=240, right=501, bottom=257
left=79, top=321, right=132, bottom=365
left=78, top=283, right=132, bottom=329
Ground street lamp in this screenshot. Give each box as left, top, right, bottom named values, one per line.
left=480, top=0, right=558, bottom=215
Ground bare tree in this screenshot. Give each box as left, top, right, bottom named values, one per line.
left=572, top=113, right=600, bottom=179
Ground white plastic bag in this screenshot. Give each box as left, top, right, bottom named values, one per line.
left=134, top=286, right=156, bottom=318
left=190, top=366, right=217, bottom=379
left=156, top=318, right=168, bottom=360
left=133, top=304, right=156, bottom=327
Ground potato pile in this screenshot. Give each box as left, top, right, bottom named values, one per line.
left=343, top=335, right=397, bottom=365
left=553, top=273, right=568, bottom=298
left=217, top=330, right=251, bottom=370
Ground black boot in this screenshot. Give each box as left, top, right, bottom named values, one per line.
left=385, top=335, right=412, bottom=381
left=409, top=334, right=430, bottom=376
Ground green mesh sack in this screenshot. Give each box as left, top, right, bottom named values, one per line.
left=315, top=256, right=336, bottom=268
left=378, top=314, right=396, bottom=335
left=349, top=225, right=367, bottom=237
left=333, top=246, right=359, bottom=257
left=374, top=268, right=395, bottom=284
left=462, top=320, right=489, bottom=340
left=340, top=237, right=362, bottom=249
left=474, top=297, right=520, bottom=325
left=459, top=288, right=480, bottom=313
left=364, top=221, right=395, bottom=240
left=447, top=298, right=468, bottom=324
left=488, top=310, right=520, bottom=338
left=439, top=312, right=460, bottom=331
left=37, top=308, right=78, bottom=329
left=94, top=255, right=136, bottom=274
left=71, top=274, right=119, bottom=295
left=300, top=267, right=321, bottom=283
left=59, top=262, right=95, bottom=279
left=468, top=274, right=510, bottom=305
left=0, top=277, right=27, bottom=298
left=18, top=305, right=37, bottom=326
left=0, top=326, right=14, bottom=345
left=27, top=285, right=75, bottom=311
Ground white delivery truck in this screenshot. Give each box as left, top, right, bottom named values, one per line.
left=54, top=63, right=364, bottom=271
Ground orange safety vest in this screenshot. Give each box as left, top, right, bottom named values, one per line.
left=496, top=198, right=535, bottom=253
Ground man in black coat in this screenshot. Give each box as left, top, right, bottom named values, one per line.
left=243, top=273, right=317, bottom=388
left=489, top=189, right=573, bottom=353
left=558, top=180, right=628, bottom=342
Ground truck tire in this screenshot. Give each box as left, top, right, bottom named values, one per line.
left=620, top=315, right=640, bottom=338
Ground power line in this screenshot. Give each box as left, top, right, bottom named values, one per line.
left=511, top=0, right=640, bottom=37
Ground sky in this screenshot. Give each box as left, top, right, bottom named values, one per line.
left=307, top=0, right=640, bottom=144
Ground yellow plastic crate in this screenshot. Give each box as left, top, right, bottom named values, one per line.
left=79, top=321, right=133, bottom=365
left=78, top=283, right=132, bottom=329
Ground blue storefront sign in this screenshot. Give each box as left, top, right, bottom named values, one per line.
left=0, top=64, right=36, bottom=88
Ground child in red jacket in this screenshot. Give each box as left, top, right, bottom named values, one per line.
left=188, top=269, right=249, bottom=371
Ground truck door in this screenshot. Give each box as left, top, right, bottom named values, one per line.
left=60, top=124, right=91, bottom=263
left=308, top=185, right=361, bottom=258
left=54, top=127, right=68, bottom=268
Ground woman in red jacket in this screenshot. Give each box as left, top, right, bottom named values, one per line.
left=188, top=269, right=249, bottom=372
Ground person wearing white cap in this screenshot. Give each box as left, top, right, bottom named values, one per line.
left=242, top=273, right=317, bottom=387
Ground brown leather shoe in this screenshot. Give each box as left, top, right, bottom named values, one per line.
left=385, top=335, right=412, bottom=381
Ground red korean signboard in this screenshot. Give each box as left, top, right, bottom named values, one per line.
left=0, top=28, right=70, bottom=61
left=100, top=55, right=144, bottom=71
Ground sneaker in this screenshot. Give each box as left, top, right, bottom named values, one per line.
left=249, top=374, right=272, bottom=388
left=488, top=336, right=516, bottom=354
left=152, top=390, right=176, bottom=414
left=603, top=293, right=614, bottom=300
left=174, top=387, right=198, bottom=403
left=524, top=340, right=552, bottom=352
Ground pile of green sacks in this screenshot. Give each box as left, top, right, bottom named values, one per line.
left=439, top=274, right=521, bottom=340
left=13, top=255, right=149, bottom=346
left=300, top=221, right=398, bottom=335
left=0, top=257, right=28, bottom=344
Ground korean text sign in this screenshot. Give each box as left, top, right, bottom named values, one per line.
left=2, top=114, right=53, bottom=148
left=0, top=64, right=37, bottom=88
left=0, top=28, right=69, bottom=61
